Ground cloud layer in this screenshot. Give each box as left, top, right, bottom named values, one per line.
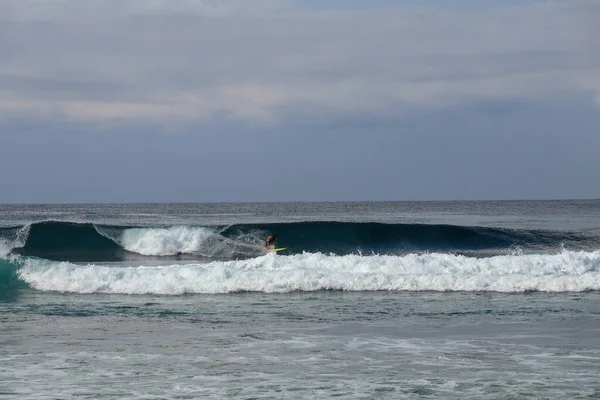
left=1, top=0, right=599, bottom=126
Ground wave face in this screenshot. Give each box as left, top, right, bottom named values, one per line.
left=2, top=221, right=600, bottom=262
left=13, top=250, right=600, bottom=294
left=221, top=222, right=599, bottom=255
left=5, top=222, right=126, bottom=261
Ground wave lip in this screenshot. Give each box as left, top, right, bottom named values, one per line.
left=16, top=250, right=600, bottom=295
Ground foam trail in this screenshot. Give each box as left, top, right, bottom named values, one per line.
left=17, top=250, right=600, bottom=294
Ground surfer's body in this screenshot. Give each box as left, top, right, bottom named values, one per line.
left=266, top=234, right=278, bottom=252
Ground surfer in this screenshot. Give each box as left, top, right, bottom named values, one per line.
left=265, top=234, right=278, bottom=252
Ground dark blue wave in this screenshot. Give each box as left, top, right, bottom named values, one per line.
left=7, top=222, right=126, bottom=261
left=1, top=220, right=599, bottom=262
left=220, top=222, right=599, bottom=255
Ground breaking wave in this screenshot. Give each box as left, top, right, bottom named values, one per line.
left=2, top=221, right=599, bottom=262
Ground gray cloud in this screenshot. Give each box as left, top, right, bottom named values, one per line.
left=0, top=0, right=599, bottom=127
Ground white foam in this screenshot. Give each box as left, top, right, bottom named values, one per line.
left=0, top=225, right=30, bottom=257
left=17, top=250, right=600, bottom=295
left=119, top=226, right=217, bottom=256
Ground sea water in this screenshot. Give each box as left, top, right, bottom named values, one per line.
left=1, top=201, right=600, bottom=398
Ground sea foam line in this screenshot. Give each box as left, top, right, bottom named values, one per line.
left=17, top=250, right=600, bottom=294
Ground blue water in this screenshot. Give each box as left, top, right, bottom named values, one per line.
left=2, top=201, right=600, bottom=398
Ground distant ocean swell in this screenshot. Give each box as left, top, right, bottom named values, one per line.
left=3, top=250, right=600, bottom=294
left=1, top=221, right=599, bottom=262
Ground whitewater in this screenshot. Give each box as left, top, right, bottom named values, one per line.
left=14, top=250, right=600, bottom=294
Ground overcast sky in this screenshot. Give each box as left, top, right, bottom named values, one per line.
left=1, top=0, right=599, bottom=203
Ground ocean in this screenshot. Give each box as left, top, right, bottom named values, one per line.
left=1, top=201, right=600, bottom=399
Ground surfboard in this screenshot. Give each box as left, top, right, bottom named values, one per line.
left=268, top=247, right=286, bottom=253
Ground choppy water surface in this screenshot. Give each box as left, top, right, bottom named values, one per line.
left=3, top=290, right=600, bottom=399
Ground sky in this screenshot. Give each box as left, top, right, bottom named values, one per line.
left=1, top=0, right=599, bottom=203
